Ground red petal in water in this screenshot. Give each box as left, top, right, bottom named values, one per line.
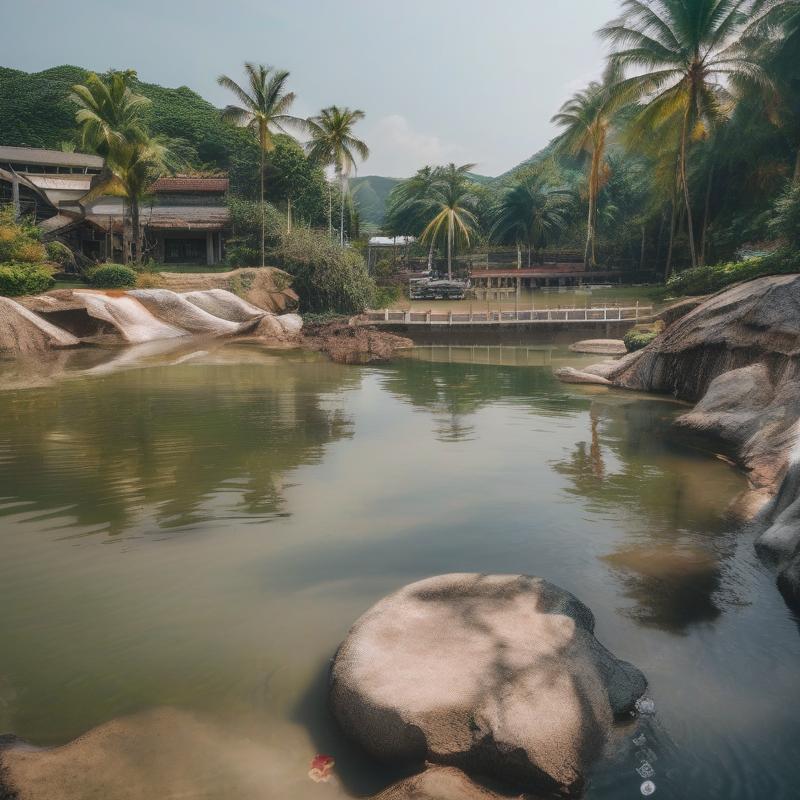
left=308, top=754, right=335, bottom=782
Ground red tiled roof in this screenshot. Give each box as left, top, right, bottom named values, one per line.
left=151, top=176, right=229, bottom=193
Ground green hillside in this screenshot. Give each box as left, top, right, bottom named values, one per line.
left=349, top=175, right=400, bottom=225
left=0, top=65, right=257, bottom=170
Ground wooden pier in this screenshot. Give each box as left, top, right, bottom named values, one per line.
left=364, top=305, right=653, bottom=326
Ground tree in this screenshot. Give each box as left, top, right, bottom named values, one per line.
left=552, top=79, right=616, bottom=268
left=265, top=136, right=327, bottom=230
left=305, top=106, right=369, bottom=245
left=384, top=166, right=440, bottom=268
left=491, top=173, right=572, bottom=267
left=601, top=0, right=772, bottom=268
left=418, top=163, right=479, bottom=280
left=217, top=63, right=303, bottom=267
left=71, top=70, right=167, bottom=264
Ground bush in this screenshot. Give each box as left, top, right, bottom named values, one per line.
left=135, top=271, right=165, bottom=289
left=46, top=240, right=76, bottom=269
left=271, top=228, right=376, bottom=314
left=87, top=264, right=137, bottom=288
left=666, top=249, right=800, bottom=296
left=624, top=329, right=659, bottom=352
left=770, top=184, right=800, bottom=250
left=226, top=245, right=260, bottom=267
left=0, top=264, right=54, bottom=296
left=374, top=284, right=400, bottom=307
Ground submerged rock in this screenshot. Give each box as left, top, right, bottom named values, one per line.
left=0, top=296, right=80, bottom=353
left=555, top=367, right=612, bottom=385
left=371, top=766, right=517, bottom=800
left=584, top=275, right=800, bottom=609
left=569, top=339, right=627, bottom=355
left=330, top=574, right=646, bottom=796
left=306, top=320, right=413, bottom=364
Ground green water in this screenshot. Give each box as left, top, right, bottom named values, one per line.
left=0, top=341, right=798, bottom=799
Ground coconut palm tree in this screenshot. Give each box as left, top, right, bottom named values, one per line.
left=71, top=70, right=159, bottom=263
left=217, top=64, right=304, bottom=267
left=491, top=174, right=572, bottom=267
left=384, top=166, right=440, bottom=268
left=419, top=163, right=479, bottom=280
left=600, top=0, right=773, bottom=268
left=71, top=70, right=150, bottom=156
left=552, top=80, right=615, bottom=268
left=305, top=106, right=369, bottom=245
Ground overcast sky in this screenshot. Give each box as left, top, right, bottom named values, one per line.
left=1, top=0, right=621, bottom=177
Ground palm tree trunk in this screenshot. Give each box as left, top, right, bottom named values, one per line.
left=585, top=152, right=598, bottom=269
left=260, top=145, right=266, bottom=268
left=122, top=197, right=129, bottom=265
left=339, top=173, right=346, bottom=246
left=679, top=103, right=698, bottom=268
left=794, top=146, right=800, bottom=185
left=427, top=241, right=434, bottom=272
left=639, top=224, right=646, bottom=271
left=665, top=196, right=677, bottom=280
left=699, top=162, right=714, bottom=266
left=328, top=183, right=333, bottom=239
left=447, top=221, right=453, bottom=281
left=131, top=196, right=140, bottom=265
left=287, top=196, right=292, bottom=233
left=517, top=243, right=521, bottom=270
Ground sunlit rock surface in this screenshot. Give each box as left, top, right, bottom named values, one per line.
left=568, top=339, right=627, bottom=355
left=182, top=288, right=268, bottom=322
left=330, top=573, right=646, bottom=796
left=555, top=367, right=612, bottom=385
left=371, top=766, right=519, bottom=800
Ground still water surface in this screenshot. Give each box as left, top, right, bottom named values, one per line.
left=0, top=341, right=799, bottom=799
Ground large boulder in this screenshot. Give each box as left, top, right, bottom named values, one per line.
left=554, top=367, right=611, bottom=386
left=330, top=574, right=646, bottom=796
left=181, top=289, right=267, bottom=322
left=568, top=339, right=626, bottom=355
left=0, top=296, right=79, bottom=353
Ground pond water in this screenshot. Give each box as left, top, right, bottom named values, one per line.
left=1, top=340, right=799, bottom=800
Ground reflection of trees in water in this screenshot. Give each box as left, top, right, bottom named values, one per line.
left=0, top=359, right=358, bottom=536
left=552, top=396, right=745, bottom=634
left=378, top=359, right=583, bottom=442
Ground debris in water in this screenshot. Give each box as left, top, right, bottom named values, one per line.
left=640, top=779, right=656, bottom=795
left=636, top=761, right=656, bottom=779
left=632, top=732, right=647, bottom=747
left=308, top=754, right=335, bottom=782
left=635, top=696, right=656, bottom=715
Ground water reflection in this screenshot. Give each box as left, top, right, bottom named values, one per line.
left=0, top=345, right=358, bottom=535
left=552, top=395, right=744, bottom=632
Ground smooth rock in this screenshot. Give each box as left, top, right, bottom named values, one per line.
left=75, top=291, right=187, bottom=343
left=0, top=297, right=79, bottom=352
left=777, top=551, right=800, bottom=609
left=181, top=289, right=266, bottom=322
left=555, top=367, right=611, bottom=385
left=330, top=574, right=646, bottom=796
left=129, top=289, right=254, bottom=335
left=371, top=766, right=518, bottom=800
left=569, top=339, right=627, bottom=355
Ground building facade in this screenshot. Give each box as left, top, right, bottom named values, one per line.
left=0, top=146, right=231, bottom=266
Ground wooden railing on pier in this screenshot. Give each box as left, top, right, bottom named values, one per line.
left=364, top=305, right=654, bottom=326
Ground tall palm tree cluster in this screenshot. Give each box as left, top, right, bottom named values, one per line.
left=72, top=64, right=370, bottom=266
left=386, top=0, right=800, bottom=276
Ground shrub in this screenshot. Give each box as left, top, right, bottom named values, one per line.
left=0, top=264, right=55, bottom=296
left=271, top=228, right=376, bottom=314
left=770, top=184, right=800, bottom=250
left=46, top=240, right=76, bottom=269
left=87, top=264, right=137, bottom=288
left=135, top=271, right=165, bottom=289
left=624, top=329, right=658, bottom=352
left=11, top=241, right=47, bottom=263
left=666, top=249, right=800, bottom=296
left=374, top=284, right=400, bottom=307
left=226, top=245, right=260, bottom=267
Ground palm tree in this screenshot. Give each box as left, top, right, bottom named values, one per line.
left=71, top=70, right=150, bottom=156
left=419, top=163, right=479, bottom=280
left=217, top=64, right=303, bottom=267
left=384, top=165, right=440, bottom=268
left=72, top=70, right=159, bottom=263
left=600, top=0, right=773, bottom=268
left=491, top=174, right=572, bottom=267
left=552, top=80, right=615, bottom=268
left=305, top=106, right=369, bottom=245
left=83, top=137, right=175, bottom=264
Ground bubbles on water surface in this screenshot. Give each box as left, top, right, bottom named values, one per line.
left=640, top=779, right=656, bottom=795
left=635, top=696, right=656, bottom=715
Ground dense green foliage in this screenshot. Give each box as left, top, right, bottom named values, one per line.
left=665, top=249, right=800, bottom=295
left=271, top=228, right=376, bottom=313
left=86, top=264, right=137, bottom=288
left=0, top=208, right=54, bottom=296
left=624, top=329, right=659, bottom=352
left=45, top=240, right=76, bottom=270
left=0, top=265, right=54, bottom=296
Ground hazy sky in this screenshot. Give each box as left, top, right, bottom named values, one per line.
left=1, top=0, right=621, bottom=177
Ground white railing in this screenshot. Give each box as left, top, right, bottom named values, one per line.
left=364, top=305, right=653, bottom=325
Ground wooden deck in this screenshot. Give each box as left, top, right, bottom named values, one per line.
left=364, top=305, right=654, bottom=326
